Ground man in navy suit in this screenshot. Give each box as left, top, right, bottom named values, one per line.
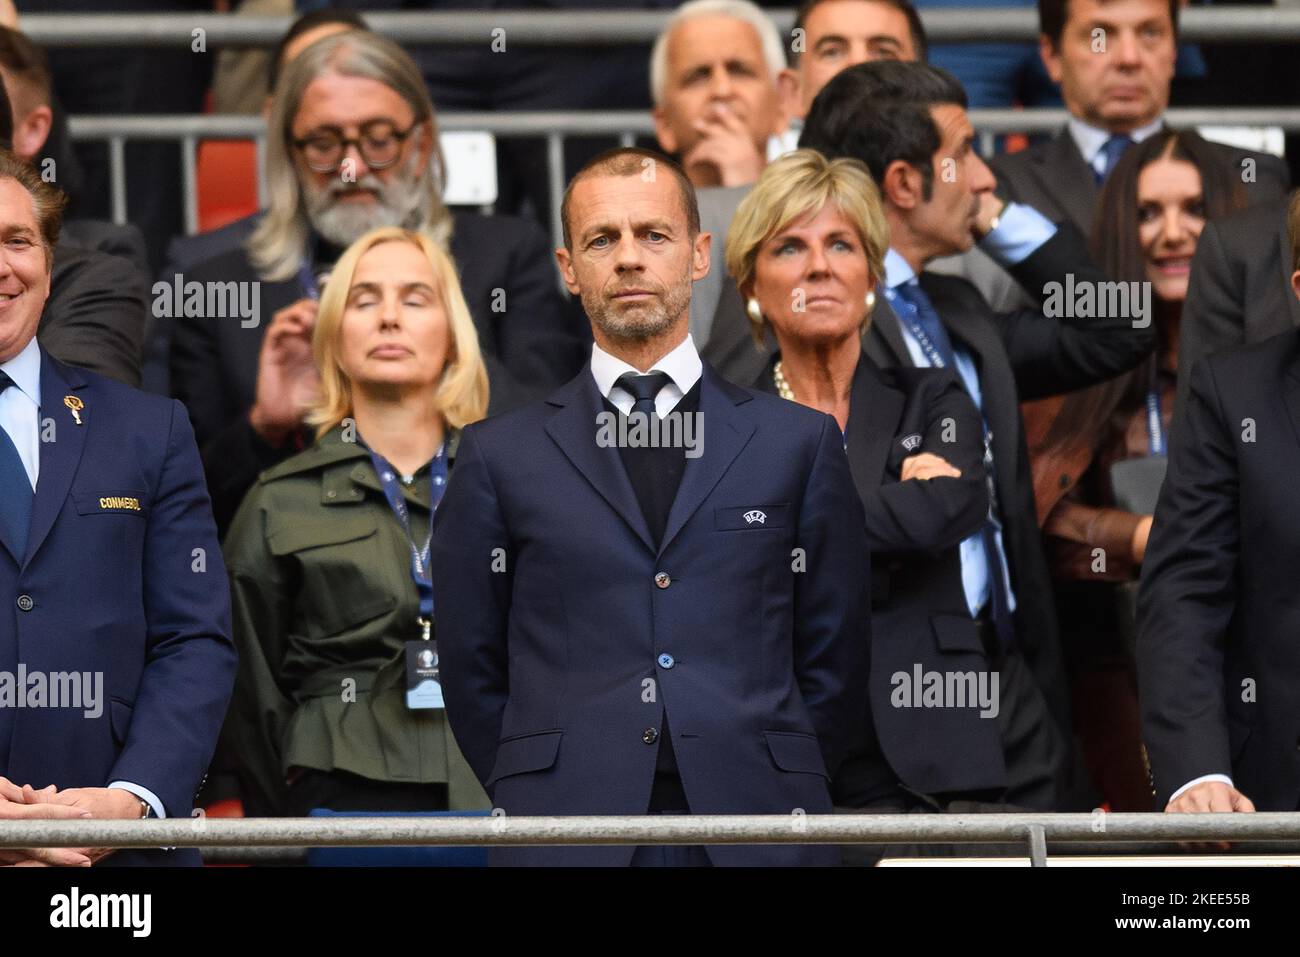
left=0, top=151, right=235, bottom=866
left=430, top=147, right=873, bottom=867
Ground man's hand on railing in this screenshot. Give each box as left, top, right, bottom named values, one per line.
left=1166, top=780, right=1256, bottom=853
left=0, top=776, right=94, bottom=868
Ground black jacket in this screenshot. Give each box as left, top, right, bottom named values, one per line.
left=755, top=352, right=1000, bottom=800
left=37, top=227, right=150, bottom=388
left=166, top=210, right=589, bottom=534
left=1138, top=330, right=1300, bottom=810
left=864, top=224, right=1157, bottom=750
left=1176, top=198, right=1300, bottom=414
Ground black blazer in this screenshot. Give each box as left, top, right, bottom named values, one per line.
left=167, top=210, right=589, bottom=534
left=37, top=236, right=149, bottom=389
left=1176, top=198, right=1300, bottom=414
left=1138, top=330, right=1300, bottom=810
left=990, top=126, right=1290, bottom=235
left=864, top=224, right=1157, bottom=740
left=756, top=352, right=1003, bottom=799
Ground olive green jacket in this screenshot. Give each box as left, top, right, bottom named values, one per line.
left=222, top=424, right=489, bottom=815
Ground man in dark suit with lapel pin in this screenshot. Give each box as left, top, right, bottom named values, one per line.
left=800, top=60, right=1156, bottom=810
left=429, top=147, right=873, bottom=866
left=0, top=151, right=235, bottom=865
left=1138, top=190, right=1300, bottom=815
left=938, top=0, right=1289, bottom=313
left=1175, top=194, right=1300, bottom=416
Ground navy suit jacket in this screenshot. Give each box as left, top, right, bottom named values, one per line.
left=0, top=350, right=235, bottom=866
left=430, top=363, right=872, bottom=866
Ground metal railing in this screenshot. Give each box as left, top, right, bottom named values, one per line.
left=67, top=106, right=1300, bottom=252
left=20, top=8, right=1300, bottom=46
left=6, top=813, right=1300, bottom=867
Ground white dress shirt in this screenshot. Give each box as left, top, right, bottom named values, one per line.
left=590, top=334, right=703, bottom=417
left=0, top=339, right=166, bottom=819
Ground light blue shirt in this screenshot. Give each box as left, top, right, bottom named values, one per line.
left=1067, top=116, right=1163, bottom=181
left=882, top=247, right=1018, bottom=620
left=0, top=339, right=167, bottom=820
left=0, top=336, right=41, bottom=490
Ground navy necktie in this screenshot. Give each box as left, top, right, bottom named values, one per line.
left=1095, top=133, right=1133, bottom=185
left=0, top=370, right=33, bottom=559
left=893, top=284, right=1016, bottom=650
left=895, top=281, right=959, bottom=370
left=617, top=371, right=671, bottom=419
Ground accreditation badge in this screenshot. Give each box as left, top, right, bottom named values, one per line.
left=404, top=641, right=445, bottom=710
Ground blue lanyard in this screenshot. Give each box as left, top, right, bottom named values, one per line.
left=298, top=258, right=321, bottom=300
left=368, top=443, right=449, bottom=621
left=1145, top=363, right=1166, bottom=456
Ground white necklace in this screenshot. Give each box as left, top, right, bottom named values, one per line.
left=773, top=360, right=796, bottom=402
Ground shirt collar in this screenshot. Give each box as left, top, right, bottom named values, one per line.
left=883, top=247, right=918, bottom=290
left=589, top=333, right=703, bottom=399
left=1067, top=116, right=1164, bottom=165
left=0, top=336, right=41, bottom=406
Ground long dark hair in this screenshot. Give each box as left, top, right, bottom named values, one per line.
left=1041, top=129, right=1247, bottom=454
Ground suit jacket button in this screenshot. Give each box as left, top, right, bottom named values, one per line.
left=642, top=727, right=658, bottom=744
left=16, top=594, right=33, bottom=612
left=654, top=572, right=671, bottom=589
left=657, top=653, right=674, bottom=669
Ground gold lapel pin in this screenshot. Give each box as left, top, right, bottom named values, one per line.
left=63, top=395, right=84, bottom=425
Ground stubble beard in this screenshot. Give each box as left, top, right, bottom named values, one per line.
left=584, top=270, right=693, bottom=344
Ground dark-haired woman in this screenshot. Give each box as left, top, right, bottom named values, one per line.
left=1022, top=129, right=1249, bottom=810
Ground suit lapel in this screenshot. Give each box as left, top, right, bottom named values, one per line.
left=845, top=352, right=904, bottom=493
left=1031, top=130, right=1096, bottom=233
left=544, top=371, right=657, bottom=554
left=657, top=366, right=756, bottom=557
left=24, top=352, right=88, bottom=567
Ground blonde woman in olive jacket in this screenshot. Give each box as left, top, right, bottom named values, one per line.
left=222, top=227, right=490, bottom=816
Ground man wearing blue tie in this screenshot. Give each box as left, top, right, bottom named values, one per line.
left=801, top=61, right=1156, bottom=814
left=0, top=151, right=235, bottom=866
left=429, top=147, right=874, bottom=866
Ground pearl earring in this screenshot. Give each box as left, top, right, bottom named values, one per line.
left=865, top=290, right=877, bottom=312
left=747, top=297, right=763, bottom=325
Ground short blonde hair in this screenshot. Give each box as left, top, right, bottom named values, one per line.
left=726, top=149, right=889, bottom=344
left=308, top=226, right=489, bottom=437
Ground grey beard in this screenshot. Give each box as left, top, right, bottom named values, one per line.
left=585, top=275, right=692, bottom=342
left=302, top=151, right=427, bottom=248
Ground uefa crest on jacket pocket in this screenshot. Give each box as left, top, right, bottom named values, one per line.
left=714, top=503, right=790, bottom=530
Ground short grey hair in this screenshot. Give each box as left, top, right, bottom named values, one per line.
left=247, top=30, right=451, bottom=282
left=649, top=0, right=786, bottom=106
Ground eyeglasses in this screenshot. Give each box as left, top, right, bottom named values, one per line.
left=292, top=120, right=419, bottom=173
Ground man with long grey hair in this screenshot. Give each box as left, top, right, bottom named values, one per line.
left=164, top=29, right=586, bottom=535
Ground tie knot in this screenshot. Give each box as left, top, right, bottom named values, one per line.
left=1097, top=134, right=1133, bottom=181
left=617, top=371, right=671, bottom=404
